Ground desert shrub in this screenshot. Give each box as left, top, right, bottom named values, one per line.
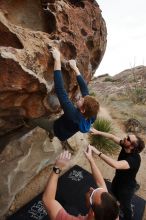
left=126, top=66, right=146, bottom=104
left=128, top=87, right=145, bottom=104
left=89, top=91, right=96, bottom=97
left=104, top=77, right=117, bottom=82
left=89, top=117, right=119, bottom=153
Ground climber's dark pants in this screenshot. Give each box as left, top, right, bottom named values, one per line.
left=28, top=117, right=73, bottom=148
left=29, top=117, right=55, bottom=136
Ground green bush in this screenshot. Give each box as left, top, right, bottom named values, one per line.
left=89, top=91, right=96, bottom=97
left=104, top=77, right=116, bottom=82
left=89, top=117, right=118, bottom=153
left=129, top=87, right=145, bottom=104
left=126, top=66, right=146, bottom=104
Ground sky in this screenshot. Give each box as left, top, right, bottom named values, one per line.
left=95, top=0, right=146, bottom=76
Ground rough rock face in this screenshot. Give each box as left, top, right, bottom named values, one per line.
left=0, top=127, right=63, bottom=217
left=0, top=0, right=107, bottom=136
left=0, top=1, right=107, bottom=218
left=0, top=127, right=87, bottom=218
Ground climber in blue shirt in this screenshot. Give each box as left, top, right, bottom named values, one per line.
left=29, top=48, right=99, bottom=143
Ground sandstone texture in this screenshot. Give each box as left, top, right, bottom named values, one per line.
left=0, top=0, right=107, bottom=136
left=0, top=127, right=63, bottom=217
left=0, top=1, right=107, bottom=218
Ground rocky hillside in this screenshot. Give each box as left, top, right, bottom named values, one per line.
left=89, top=65, right=146, bottom=132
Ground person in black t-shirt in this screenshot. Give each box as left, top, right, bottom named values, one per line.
left=89, top=128, right=145, bottom=220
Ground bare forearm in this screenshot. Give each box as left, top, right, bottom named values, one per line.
left=99, top=153, right=118, bottom=169
left=89, top=158, right=106, bottom=189
left=98, top=131, right=115, bottom=140
left=43, top=171, right=59, bottom=201
left=94, top=130, right=120, bottom=144
left=91, top=146, right=128, bottom=170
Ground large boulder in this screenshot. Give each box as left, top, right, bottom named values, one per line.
left=0, top=0, right=107, bottom=135
left=0, top=1, right=107, bottom=218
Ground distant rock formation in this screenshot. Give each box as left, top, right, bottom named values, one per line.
left=90, top=65, right=146, bottom=97
left=0, top=0, right=107, bottom=136
left=89, top=65, right=146, bottom=134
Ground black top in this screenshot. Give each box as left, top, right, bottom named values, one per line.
left=112, top=140, right=141, bottom=188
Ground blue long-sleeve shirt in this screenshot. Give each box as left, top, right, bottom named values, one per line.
left=53, top=70, right=95, bottom=141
